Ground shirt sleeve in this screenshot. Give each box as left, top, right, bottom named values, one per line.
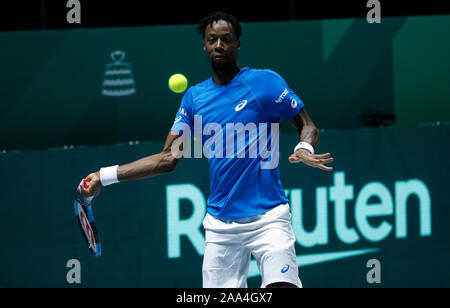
left=170, top=88, right=195, bottom=137
left=256, top=69, right=304, bottom=121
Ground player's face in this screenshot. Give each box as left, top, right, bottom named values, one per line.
left=203, top=20, right=240, bottom=69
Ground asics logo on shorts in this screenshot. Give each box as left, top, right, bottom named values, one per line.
left=281, top=264, right=290, bottom=273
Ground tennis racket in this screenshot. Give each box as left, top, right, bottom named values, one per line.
left=74, top=179, right=101, bottom=257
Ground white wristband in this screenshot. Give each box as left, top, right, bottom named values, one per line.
left=294, top=142, right=314, bottom=155
left=99, top=165, right=120, bottom=186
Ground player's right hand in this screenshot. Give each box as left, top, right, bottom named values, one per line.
left=78, top=171, right=102, bottom=199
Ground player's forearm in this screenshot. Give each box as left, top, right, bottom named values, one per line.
left=288, top=108, right=320, bottom=148
left=116, top=151, right=178, bottom=182
left=299, top=124, right=319, bottom=148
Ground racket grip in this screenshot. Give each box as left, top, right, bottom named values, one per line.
left=82, top=179, right=94, bottom=203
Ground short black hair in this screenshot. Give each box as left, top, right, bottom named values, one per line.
left=197, top=11, right=242, bottom=39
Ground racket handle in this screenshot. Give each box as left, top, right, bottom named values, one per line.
left=83, top=179, right=94, bottom=203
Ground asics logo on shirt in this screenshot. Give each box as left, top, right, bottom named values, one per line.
left=291, top=97, right=298, bottom=108
left=174, top=116, right=182, bottom=123
left=235, top=100, right=248, bottom=111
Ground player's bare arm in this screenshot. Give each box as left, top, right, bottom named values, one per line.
left=79, top=132, right=182, bottom=198
left=117, top=132, right=182, bottom=181
left=287, top=108, right=334, bottom=171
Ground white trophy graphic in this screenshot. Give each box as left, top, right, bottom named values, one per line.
left=102, top=50, right=136, bottom=97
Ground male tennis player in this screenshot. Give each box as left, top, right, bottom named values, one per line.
left=79, top=12, right=334, bottom=288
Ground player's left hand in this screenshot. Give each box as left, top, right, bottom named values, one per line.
left=288, top=149, right=334, bottom=171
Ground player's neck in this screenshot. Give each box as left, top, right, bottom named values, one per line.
left=212, top=65, right=241, bottom=85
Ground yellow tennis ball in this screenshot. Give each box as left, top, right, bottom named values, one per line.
left=168, top=73, right=188, bottom=93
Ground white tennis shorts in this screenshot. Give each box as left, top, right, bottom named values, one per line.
left=202, top=203, right=303, bottom=288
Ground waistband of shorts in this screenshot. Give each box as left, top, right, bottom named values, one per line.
left=213, top=203, right=289, bottom=224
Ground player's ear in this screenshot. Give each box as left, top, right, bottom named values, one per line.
left=237, top=40, right=241, bottom=51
